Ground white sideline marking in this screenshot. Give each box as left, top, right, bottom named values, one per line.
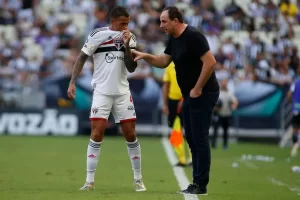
left=267, top=177, right=300, bottom=196
left=237, top=160, right=260, bottom=170
left=161, top=137, right=199, bottom=200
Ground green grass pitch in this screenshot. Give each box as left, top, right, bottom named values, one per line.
left=0, top=135, right=300, bottom=200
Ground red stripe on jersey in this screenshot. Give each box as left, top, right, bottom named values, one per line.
left=101, top=39, right=113, bottom=45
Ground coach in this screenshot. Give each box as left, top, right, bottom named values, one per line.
left=132, top=6, right=219, bottom=195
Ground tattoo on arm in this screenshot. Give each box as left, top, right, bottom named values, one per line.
left=124, top=46, right=137, bottom=73
left=69, top=52, right=89, bottom=84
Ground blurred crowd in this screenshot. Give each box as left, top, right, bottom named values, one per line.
left=0, top=0, right=300, bottom=107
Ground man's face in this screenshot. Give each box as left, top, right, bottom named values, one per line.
left=160, top=10, right=175, bottom=35
left=111, top=16, right=130, bottom=31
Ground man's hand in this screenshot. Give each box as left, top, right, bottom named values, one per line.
left=67, top=83, right=76, bottom=100
left=231, top=103, right=238, bottom=110
left=132, top=50, right=146, bottom=62
left=162, top=104, right=169, bottom=115
left=177, top=99, right=183, bottom=114
left=190, top=87, right=202, bottom=98
left=122, top=29, right=131, bottom=47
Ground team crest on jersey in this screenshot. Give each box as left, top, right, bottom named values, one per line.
left=113, top=35, right=124, bottom=50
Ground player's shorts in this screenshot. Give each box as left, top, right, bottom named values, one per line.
left=292, top=113, right=300, bottom=128
left=89, top=91, right=136, bottom=123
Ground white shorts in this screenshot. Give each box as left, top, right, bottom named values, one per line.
left=90, top=92, right=136, bottom=123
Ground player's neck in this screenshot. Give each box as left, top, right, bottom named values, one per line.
left=173, top=23, right=188, bottom=38
left=109, top=26, right=118, bottom=31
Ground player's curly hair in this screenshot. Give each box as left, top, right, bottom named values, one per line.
left=163, top=7, right=184, bottom=23
left=109, top=6, right=129, bottom=19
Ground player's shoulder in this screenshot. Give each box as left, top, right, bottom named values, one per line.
left=88, top=27, right=110, bottom=38
left=186, top=26, right=205, bottom=38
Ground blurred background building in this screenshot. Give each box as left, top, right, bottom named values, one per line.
left=0, top=0, right=298, bottom=140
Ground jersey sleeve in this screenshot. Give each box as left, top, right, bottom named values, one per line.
left=81, top=29, right=107, bottom=56
left=129, top=33, right=137, bottom=49
left=191, top=31, right=210, bottom=58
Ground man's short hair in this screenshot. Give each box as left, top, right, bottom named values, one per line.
left=163, top=7, right=184, bottom=23
left=96, top=2, right=108, bottom=12
left=109, top=6, right=129, bottom=19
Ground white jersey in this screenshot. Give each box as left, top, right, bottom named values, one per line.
left=81, top=27, right=136, bottom=95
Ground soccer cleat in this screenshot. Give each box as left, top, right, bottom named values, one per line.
left=180, top=184, right=208, bottom=195
left=175, top=162, right=187, bottom=167
left=134, top=179, right=146, bottom=192
left=79, top=182, right=95, bottom=191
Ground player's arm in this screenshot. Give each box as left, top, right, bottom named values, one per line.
left=123, top=31, right=137, bottom=73
left=230, top=94, right=239, bottom=110
left=68, top=29, right=102, bottom=99
left=132, top=36, right=172, bottom=68
left=69, top=52, right=89, bottom=84
left=162, top=67, right=171, bottom=114
left=124, top=42, right=137, bottom=73
left=133, top=52, right=172, bottom=68
left=194, top=50, right=216, bottom=90
left=288, top=82, right=295, bottom=102
left=162, top=81, right=170, bottom=114
left=67, top=51, right=88, bottom=100
left=192, top=33, right=216, bottom=91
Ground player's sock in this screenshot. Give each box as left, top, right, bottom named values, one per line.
left=188, top=147, right=192, bottom=164
left=292, top=132, right=298, bottom=144
left=86, top=139, right=102, bottom=183
left=279, top=126, right=293, bottom=148
left=127, top=139, right=142, bottom=180
left=174, top=143, right=187, bottom=165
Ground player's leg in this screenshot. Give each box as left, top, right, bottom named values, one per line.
left=291, top=127, right=299, bottom=157
left=180, top=97, right=199, bottom=193
left=168, top=99, right=187, bottom=166
left=222, top=116, right=230, bottom=150
left=80, top=94, right=113, bottom=190
left=291, top=114, right=300, bottom=157
left=112, top=93, right=146, bottom=192
left=211, top=112, right=219, bottom=149
left=182, top=92, right=218, bottom=195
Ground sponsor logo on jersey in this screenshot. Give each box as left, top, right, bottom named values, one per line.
left=105, top=52, right=124, bottom=63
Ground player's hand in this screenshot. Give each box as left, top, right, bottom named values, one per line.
left=122, top=29, right=131, bottom=47
left=67, top=83, right=76, bottom=100
left=132, top=50, right=145, bottom=62
left=231, top=103, right=238, bottom=110
left=162, top=104, right=169, bottom=115
left=177, top=99, right=183, bottom=114
left=190, top=87, right=202, bottom=98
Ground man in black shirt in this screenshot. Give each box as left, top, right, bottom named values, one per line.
left=132, top=7, right=219, bottom=195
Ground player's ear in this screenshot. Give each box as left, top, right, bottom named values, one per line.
left=173, top=18, right=179, bottom=25
left=110, top=18, right=116, bottom=24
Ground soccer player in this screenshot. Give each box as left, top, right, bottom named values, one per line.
left=162, top=61, right=192, bottom=166
left=132, top=7, right=219, bottom=195
left=67, top=6, right=146, bottom=192
left=288, top=67, right=300, bottom=157
left=211, top=79, right=238, bottom=149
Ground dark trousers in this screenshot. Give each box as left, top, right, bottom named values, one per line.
left=182, top=92, right=219, bottom=188
left=212, top=116, right=231, bottom=148
left=167, top=99, right=182, bottom=128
